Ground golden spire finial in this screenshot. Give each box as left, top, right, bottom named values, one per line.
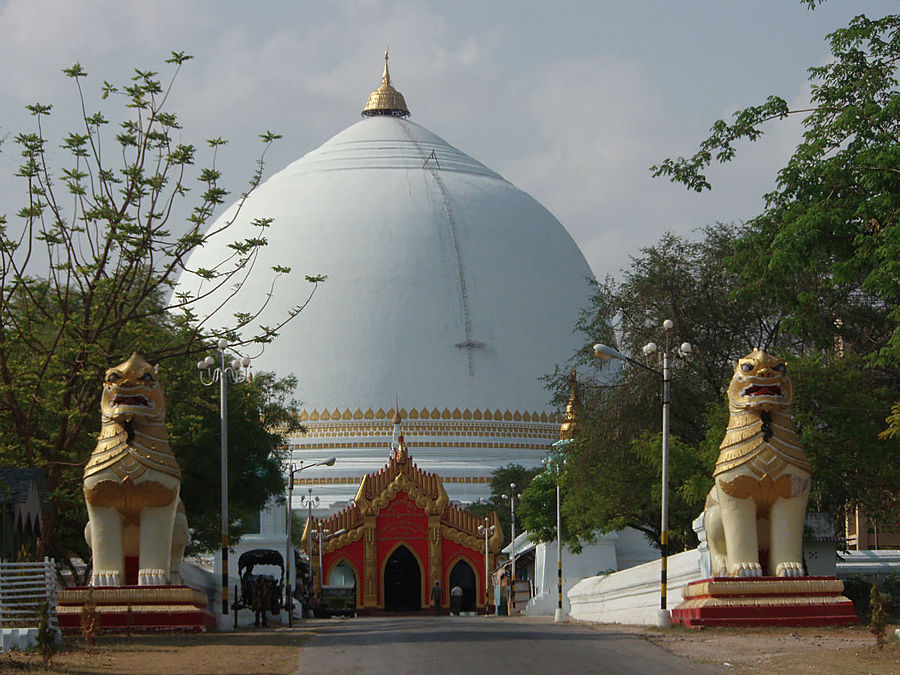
left=393, top=392, right=408, bottom=462
left=362, top=50, right=410, bottom=118
left=392, top=392, right=402, bottom=425
left=559, top=368, right=579, bottom=441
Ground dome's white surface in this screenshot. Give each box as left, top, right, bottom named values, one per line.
left=185, top=116, right=593, bottom=412
left=181, top=114, right=596, bottom=506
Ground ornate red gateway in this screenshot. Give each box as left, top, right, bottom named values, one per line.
left=302, top=431, right=503, bottom=614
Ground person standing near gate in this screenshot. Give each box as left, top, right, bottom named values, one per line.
left=450, top=584, right=463, bottom=615
left=251, top=577, right=269, bottom=628
left=431, top=580, right=443, bottom=615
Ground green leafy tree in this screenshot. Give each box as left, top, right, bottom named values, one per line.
left=789, top=354, right=899, bottom=522
left=652, top=11, right=900, bottom=436
left=465, top=464, right=539, bottom=547
left=560, top=382, right=722, bottom=552
left=0, top=54, right=321, bottom=564
left=518, top=470, right=575, bottom=549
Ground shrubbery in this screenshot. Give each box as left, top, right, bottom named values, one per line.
left=842, top=574, right=900, bottom=623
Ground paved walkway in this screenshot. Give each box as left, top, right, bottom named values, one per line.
left=294, top=615, right=722, bottom=674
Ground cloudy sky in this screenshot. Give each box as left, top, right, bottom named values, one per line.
left=0, top=0, right=894, bottom=280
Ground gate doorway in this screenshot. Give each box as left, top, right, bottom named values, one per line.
left=329, top=561, right=356, bottom=590
left=449, top=560, right=477, bottom=612
left=383, top=546, right=421, bottom=611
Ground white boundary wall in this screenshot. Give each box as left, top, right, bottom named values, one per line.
left=837, top=550, right=900, bottom=578
left=567, top=548, right=705, bottom=626
left=524, top=529, right=659, bottom=617
left=566, top=511, right=857, bottom=627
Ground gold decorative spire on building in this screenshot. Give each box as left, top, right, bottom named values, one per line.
left=391, top=393, right=407, bottom=460
left=392, top=393, right=402, bottom=425
left=362, top=50, right=410, bottom=118
left=559, top=368, right=579, bottom=441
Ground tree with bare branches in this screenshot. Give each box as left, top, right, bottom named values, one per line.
left=0, top=53, right=321, bottom=566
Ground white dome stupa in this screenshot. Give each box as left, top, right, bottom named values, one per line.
left=181, top=54, right=598, bottom=508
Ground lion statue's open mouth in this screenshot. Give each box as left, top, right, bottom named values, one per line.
left=111, top=394, right=152, bottom=408
left=743, top=384, right=782, bottom=397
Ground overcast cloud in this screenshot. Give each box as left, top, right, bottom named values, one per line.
left=0, top=0, right=894, bottom=280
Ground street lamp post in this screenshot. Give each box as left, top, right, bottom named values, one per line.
left=198, top=339, right=251, bottom=623
left=593, top=319, right=691, bottom=625
left=543, top=445, right=567, bottom=623
left=301, top=488, right=318, bottom=568
left=477, top=517, right=496, bottom=614
left=310, top=527, right=328, bottom=591
left=502, top=484, right=520, bottom=614
left=285, top=458, right=335, bottom=626
left=310, top=526, right=346, bottom=591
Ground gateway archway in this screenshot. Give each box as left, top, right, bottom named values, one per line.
left=449, top=559, right=477, bottom=612
left=384, top=545, right=421, bottom=611
left=329, top=561, right=357, bottom=589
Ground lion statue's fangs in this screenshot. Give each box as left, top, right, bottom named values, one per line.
left=704, top=350, right=810, bottom=578
left=83, top=353, right=188, bottom=587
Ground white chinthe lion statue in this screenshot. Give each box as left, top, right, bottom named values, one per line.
left=83, top=353, right=189, bottom=586
left=704, top=350, right=810, bottom=578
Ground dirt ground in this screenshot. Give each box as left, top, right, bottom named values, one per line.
left=641, top=623, right=900, bottom=674
left=0, top=625, right=315, bottom=675
left=2, top=620, right=899, bottom=674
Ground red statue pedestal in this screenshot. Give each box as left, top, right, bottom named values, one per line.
left=57, top=585, right=216, bottom=633
left=672, top=576, right=857, bottom=628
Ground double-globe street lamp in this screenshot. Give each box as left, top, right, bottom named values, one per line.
left=542, top=444, right=567, bottom=623
left=477, top=516, right=496, bottom=614
left=198, top=338, right=252, bottom=621
left=593, top=319, right=691, bottom=624
left=501, top=484, right=521, bottom=613
left=285, top=458, right=335, bottom=626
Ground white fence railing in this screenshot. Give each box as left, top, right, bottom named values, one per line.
left=0, top=557, right=58, bottom=632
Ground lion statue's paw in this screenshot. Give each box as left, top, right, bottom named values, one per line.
left=91, top=570, right=120, bottom=587
left=728, top=562, right=763, bottom=578
left=775, top=561, right=804, bottom=577
left=138, top=569, right=168, bottom=586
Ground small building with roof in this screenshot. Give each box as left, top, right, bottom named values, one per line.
left=0, top=468, right=52, bottom=560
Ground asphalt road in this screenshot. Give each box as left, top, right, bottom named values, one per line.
left=294, top=616, right=722, bottom=674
